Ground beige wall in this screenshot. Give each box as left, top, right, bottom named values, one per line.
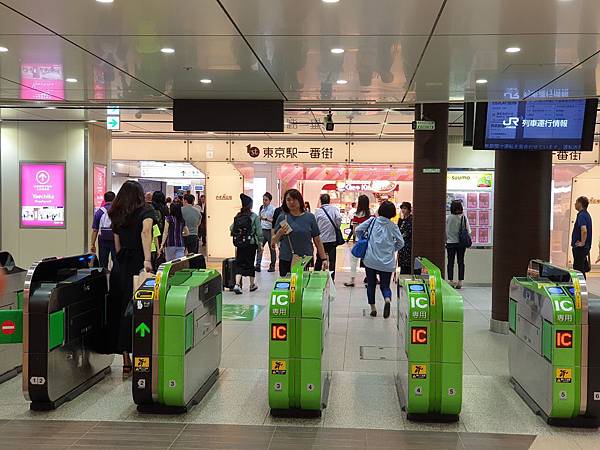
left=0, top=122, right=110, bottom=269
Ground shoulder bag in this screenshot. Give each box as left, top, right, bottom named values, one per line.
left=459, top=216, right=472, bottom=248
left=321, top=207, right=345, bottom=246
left=351, top=218, right=376, bottom=258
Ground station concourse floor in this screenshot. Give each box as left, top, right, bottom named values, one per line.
left=0, top=248, right=599, bottom=449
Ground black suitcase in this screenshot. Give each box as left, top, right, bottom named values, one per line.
left=222, top=257, right=236, bottom=290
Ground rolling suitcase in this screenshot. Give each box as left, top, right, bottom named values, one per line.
left=222, top=257, right=236, bottom=290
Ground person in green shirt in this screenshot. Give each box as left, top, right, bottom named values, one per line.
left=150, top=224, right=161, bottom=271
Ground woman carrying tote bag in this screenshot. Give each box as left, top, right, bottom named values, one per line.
left=446, top=200, right=472, bottom=289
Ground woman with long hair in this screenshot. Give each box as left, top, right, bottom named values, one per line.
left=160, top=202, right=189, bottom=261
left=107, top=180, right=155, bottom=375
left=271, top=189, right=328, bottom=276
left=344, top=194, right=374, bottom=287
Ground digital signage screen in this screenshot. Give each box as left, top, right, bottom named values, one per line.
left=93, top=164, right=107, bottom=210
left=20, top=162, right=66, bottom=228
left=20, top=63, right=65, bottom=101
left=473, top=99, right=598, bottom=151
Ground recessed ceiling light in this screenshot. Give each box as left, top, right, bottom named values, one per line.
left=0, top=47, right=8, bottom=53
left=200, top=78, right=212, bottom=84
left=155, top=107, right=167, bottom=111
left=66, top=78, right=78, bottom=83
left=322, top=0, right=340, bottom=3
left=505, top=47, right=521, bottom=53
left=336, top=79, right=348, bottom=85
left=96, top=0, right=114, bottom=3
left=87, top=120, right=98, bottom=123
left=330, top=48, right=344, bottom=54
left=476, top=79, right=488, bottom=84
left=44, top=106, right=57, bottom=110
left=161, top=47, right=175, bottom=54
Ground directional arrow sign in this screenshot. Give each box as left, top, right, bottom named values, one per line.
left=106, top=116, right=120, bottom=131
left=135, top=322, right=150, bottom=338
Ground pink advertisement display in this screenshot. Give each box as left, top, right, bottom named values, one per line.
left=478, top=192, right=491, bottom=209
left=467, top=210, right=478, bottom=226
left=478, top=210, right=490, bottom=227
left=93, top=164, right=107, bottom=209
left=20, top=163, right=66, bottom=228
left=478, top=227, right=490, bottom=245
left=467, top=192, right=478, bottom=209
left=471, top=227, right=479, bottom=245
left=20, top=63, right=65, bottom=101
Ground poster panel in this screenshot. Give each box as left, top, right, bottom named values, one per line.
left=20, top=162, right=66, bottom=228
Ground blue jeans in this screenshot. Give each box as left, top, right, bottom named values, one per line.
left=365, top=266, right=392, bottom=305
left=165, top=246, right=185, bottom=261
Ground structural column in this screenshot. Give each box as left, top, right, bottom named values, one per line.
left=491, top=151, right=552, bottom=333
left=412, top=103, right=449, bottom=273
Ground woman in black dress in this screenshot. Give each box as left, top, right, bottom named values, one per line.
left=398, top=201, right=413, bottom=274
left=108, top=180, right=154, bottom=375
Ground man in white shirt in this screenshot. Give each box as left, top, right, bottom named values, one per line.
left=255, top=192, right=276, bottom=272
left=315, top=193, right=342, bottom=280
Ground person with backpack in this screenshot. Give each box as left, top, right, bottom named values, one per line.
left=314, top=194, right=343, bottom=280
left=446, top=200, right=472, bottom=289
left=230, top=193, right=262, bottom=294
left=90, top=191, right=116, bottom=269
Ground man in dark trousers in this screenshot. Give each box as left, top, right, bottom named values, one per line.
left=572, top=196, right=592, bottom=278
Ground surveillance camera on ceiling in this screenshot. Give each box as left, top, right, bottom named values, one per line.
left=323, top=111, right=334, bottom=131
left=135, top=111, right=142, bottom=119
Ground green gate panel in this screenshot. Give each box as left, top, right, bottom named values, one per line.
left=300, top=318, right=322, bottom=360
left=48, top=309, right=64, bottom=350
left=160, top=355, right=184, bottom=406
left=440, top=322, right=463, bottom=365
left=299, top=358, right=321, bottom=410
left=439, top=362, right=462, bottom=415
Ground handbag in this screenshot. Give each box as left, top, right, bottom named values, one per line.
left=283, top=214, right=303, bottom=266
left=459, top=216, right=472, bottom=248
left=321, top=206, right=345, bottom=246
left=351, top=218, right=375, bottom=259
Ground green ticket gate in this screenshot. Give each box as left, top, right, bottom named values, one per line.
left=133, top=254, right=222, bottom=414
left=268, top=257, right=332, bottom=417
left=0, top=252, right=26, bottom=383
left=509, top=260, right=600, bottom=427
left=396, top=257, right=464, bottom=422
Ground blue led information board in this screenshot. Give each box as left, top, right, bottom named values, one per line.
left=474, top=99, right=597, bottom=151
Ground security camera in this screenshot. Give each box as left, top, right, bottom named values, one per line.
left=323, top=111, right=334, bottom=131
left=135, top=111, right=142, bottom=119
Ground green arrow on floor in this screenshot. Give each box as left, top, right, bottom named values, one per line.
left=135, top=322, right=150, bottom=337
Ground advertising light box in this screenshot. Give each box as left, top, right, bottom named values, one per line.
left=20, top=162, right=66, bottom=228
left=93, top=164, right=107, bottom=210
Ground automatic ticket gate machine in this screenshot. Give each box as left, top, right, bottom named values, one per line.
left=23, top=254, right=114, bottom=410
left=509, top=260, right=600, bottom=427
left=396, top=257, right=464, bottom=422
left=0, top=252, right=26, bottom=383
left=132, top=254, right=223, bottom=414
left=268, top=257, right=333, bottom=417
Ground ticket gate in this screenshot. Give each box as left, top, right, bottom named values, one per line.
left=268, top=257, right=332, bottom=417
left=133, top=254, right=222, bottom=414
left=23, top=254, right=114, bottom=411
left=509, top=260, right=600, bottom=427
left=396, top=257, right=464, bottom=422
left=0, top=252, right=26, bottom=383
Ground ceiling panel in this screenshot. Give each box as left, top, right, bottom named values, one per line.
left=0, top=1, right=236, bottom=36
left=408, top=34, right=600, bottom=102
left=530, top=53, right=600, bottom=99
left=66, top=35, right=283, bottom=99
left=436, top=0, right=600, bottom=35
left=221, top=0, right=444, bottom=36
left=246, top=35, right=427, bottom=102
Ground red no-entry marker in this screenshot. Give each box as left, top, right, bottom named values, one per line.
left=1, top=320, right=16, bottom=335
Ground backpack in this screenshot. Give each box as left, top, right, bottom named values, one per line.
left=99, top=207, right=113, bottom=237
left=232, top=213, right=253, bottom=247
